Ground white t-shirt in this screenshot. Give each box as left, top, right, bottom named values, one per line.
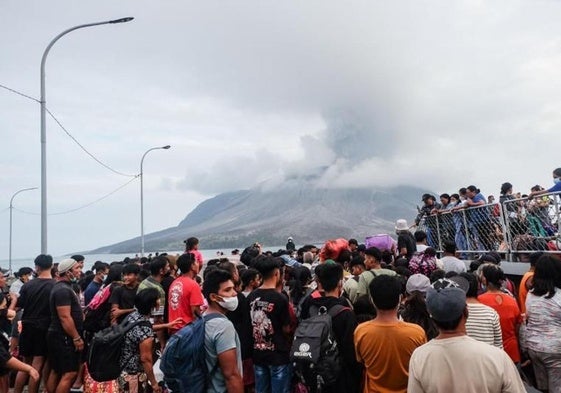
left=440, top=256, right=467, bottom=274
left=408, top=335, right=524, bottom=393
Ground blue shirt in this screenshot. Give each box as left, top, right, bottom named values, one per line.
left=547, top=182, right=561, bottom=193
left=84, top=280, right=102, bottom=306
left=468, top=193, right=488, bottom=223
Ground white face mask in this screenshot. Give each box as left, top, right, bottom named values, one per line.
left=218, top=295, right=239, bottom=312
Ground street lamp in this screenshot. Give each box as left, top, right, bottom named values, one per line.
left=140, top=145, right=171, bottom=256
left=40, top=17, right=134, bottom=254
left=9, top=187, right=38, bottom=273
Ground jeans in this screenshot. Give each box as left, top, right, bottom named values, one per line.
left=254, top=364, right=292, bottom=393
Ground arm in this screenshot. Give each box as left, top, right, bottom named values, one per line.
left=139, top=337, right=161, bottom=393
left=466, top=198, right=485, bottom=207
left=191, top=305, right=202, bottom=318
left=217, top=348, right=243, bottom=393
left=110, top=304, right=134, bottom=324
left=493, top=313, right=504, bottom=349
left=56, top=305, right=83, bottom=351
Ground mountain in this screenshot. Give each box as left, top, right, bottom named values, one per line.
left=89, top=182, right=431, bottom=253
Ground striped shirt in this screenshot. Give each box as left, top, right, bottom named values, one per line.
left=466, top=302, right=503, bottom=349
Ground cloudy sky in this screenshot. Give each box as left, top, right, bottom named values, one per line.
left=1, top=1, right=561, bottom=260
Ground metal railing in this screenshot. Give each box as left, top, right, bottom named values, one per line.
left=416, top=191, right=561, bottom=260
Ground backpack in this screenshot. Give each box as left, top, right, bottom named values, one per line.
left=86, top=317, right=151, bottom=382
left=83, top=284, right=115, bottom=333
left=160, top=314, right=223, bottom=393
left=290, top=304, right=348, bottom=392
left=408, top=251, right=437, bottom=276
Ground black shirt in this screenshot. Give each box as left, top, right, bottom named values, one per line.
left=397, top=232, right=417, bottom=260
left=109, top=284, right=138, bottom=323
left=19, top=278, right=55, bottom=330
left=226, top=292, right=253, bottom=360
left=49, top=280, right=83, bottom=334
left=247, top=288, right=291, bottom=366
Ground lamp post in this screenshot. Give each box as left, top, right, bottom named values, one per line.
left=140, top=145, right=171, bottom=256
left=40, top=17, right=134, bottom=254
left=9, top=187, right=38, bottom=273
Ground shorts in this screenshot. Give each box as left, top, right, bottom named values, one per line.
left=47, top=331, right=81, bottom=374
left=10, top=310, right=23, bottom=339
left=19, top=324, right=49, bottom=357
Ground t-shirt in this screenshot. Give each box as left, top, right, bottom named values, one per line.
left=356, top=269, right=397, bottom=299
left=467, top=193, right=488, bottom=223
left=440, top=256, right=467, bottom=274
left=9, top=279, right=24, bottom=297
left=204, top=313, right=243, bottom=393
left=397, top=232, right=416, bottom=260
left=120, top=311, right=153, bottom=374
left=518, top=271, right=534, bottom=315
left=466, top=303, right=503, bottom=348
left=109, top=284, right=139, bottom=323
left=168, top=276, right=204, bottom=334
left=18, top=278, right=55, bottom=330
left=354, top=319, right=426, bottom=393
left=547, top=181, right=561, bottom=193
left=83, top=280, right=102, bottom=306
left=408, top=336, right=525, bottom=393
left=247, top=288, right=291, bottom=366
left=525, top=289, right=561, bottom=353
left=137, top=276, right=166, bottom=317
left=477, top=292, right=522, bottom=362
left=48, top=280, right=83, bottom=334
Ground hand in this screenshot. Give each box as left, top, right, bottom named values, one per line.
left=73, top=338, right=84, bottom=352
left=6, top=310, right=16, bottom=321
left=151, top=382, right=162, bottom=393
left=28, top=367, right=40, bottom=382
left=168, top=318, right=185, bottom=329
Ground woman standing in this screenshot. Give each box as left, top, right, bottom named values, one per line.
left=477, top=264, right=522, bottom=363
left=525, top=255, right=561, bottom=393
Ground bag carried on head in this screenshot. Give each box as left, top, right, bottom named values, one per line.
left=160, top=314, right=223, bottom=393
left=290, top=304, right=348, bottom=392
left=408, top=251, right=437, bottom=276
left=87, top=317, right=151, bottom=382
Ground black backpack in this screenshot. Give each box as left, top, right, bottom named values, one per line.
left=290, top=304, right=348, bottom=392
left=87, top=317, right=151, bottom=382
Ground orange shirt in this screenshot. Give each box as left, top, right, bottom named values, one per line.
left=354, top=320, right=426, bottom=393
left=167, top=276, right=204, bottom=334
left=478, top=292, right=522, bottom=363
left=518, top=271, right=534, bottom=315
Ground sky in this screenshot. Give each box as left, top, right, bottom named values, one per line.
left=1, top=1, right=561, bottom=261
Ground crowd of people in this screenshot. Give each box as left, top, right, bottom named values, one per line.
left=2, top=226, right=561, bottom=393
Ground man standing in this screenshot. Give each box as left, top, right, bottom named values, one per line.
left=354, top=275, right=426, bottom=393
left=247, top=256, right=292, bottom=393
left=407, top=284, right=525, bottom=393
left=202, top=269, right=244, bottom=393
left=14, top=255, right=55, bottom=393
left=109, top=264, right=140, bottom=324
left=440, top=241, right=466, bottom=274
left=168, top=253, right=203, bottom=334
left=83, top=262, right=109, bottom=306
left=355, top=247, right=396, bottom=300
left=395, top=219, right=416, bottom=260
left=46, top=258, right=84, bottom=393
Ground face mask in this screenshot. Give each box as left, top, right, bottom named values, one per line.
left=101, top=274, right=108, bottom=282
left=218, top=295, right=239, bottom=312
left=554, top=178, right=560, bottom=184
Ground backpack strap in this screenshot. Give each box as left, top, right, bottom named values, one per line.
left=327, top=304, right=351, bottom=318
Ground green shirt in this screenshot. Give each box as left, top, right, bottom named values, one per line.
left=356, top=268, right=397, bottom=298
left=137, top=276, right=165, bottom=316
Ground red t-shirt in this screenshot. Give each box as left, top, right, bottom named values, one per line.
left=167, top=276, right=204, bottom=334
left=478, top=292, right=522, bottom=362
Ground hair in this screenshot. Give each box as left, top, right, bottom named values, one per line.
left=34, top=254, right=53, bottom=270
left=443, top=240, right=456, bottom=254
left=364, top=247, right=382, bottom=262
left=414, top=230, right=427, bottom=243
left=500, top=182, right=513, bottom=195
left=429, top=269, right=445, bottom=283
left=202, top=269, right=233, bottom=302
left=444, top=271, right=458, bottom=278
left=459, top=187, right=467, bottom=195
left=93, top=262, right=109, bottom=274
left=122, top=264, right=140, bottom=276
left=16, top=267, right=33, bottom=278
left=369, top=275, right=402, bottom=310
left=466, top=185, right=480, bottom=194
left=105, top=264, right=124, bottom=286
left=394, top=257, right=409, bottom=268
left=348, top=238, right=358, bottom=246
left=241, top=268, right=260, bottom=291
left=135, top=287, right=160, bottom=315
left=460, top=272, right=479, bottom=298
left=315, top=263, right=343, bottom=293
left=381, top=250, right=394, bottom=265
left=401, top=292, right=439, bottom=340
left=353, top=295, right=376, bottom=319
left=71, top=254, right=85, bottom=263
left=532, top=255, right=561, bottom=299
left=394, top=266, right=412, bottom=278
left=288, top=266, right=312, bottom=305
left=253, top=255, right=283, bottom=280
left=554, top=168, right=561, bottom=178
left=336, top=249, right=352, bottom=265
left=149, top=256, right=168, bottom=276
left=184, top=237, right=199, bottom=251
left=529, top=252, right=544, bottom=268
left=440, top=193, right=450, bottom=202
left=350, top=255, right=366, bottom=269
left=480, top=264, right=505, bottom=289
left=177, top=253, right=196, bottom=274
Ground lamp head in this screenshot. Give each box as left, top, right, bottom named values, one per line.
left=109, top=17, right=134, bottom=24
left=162, top=145, right=171, bottom=150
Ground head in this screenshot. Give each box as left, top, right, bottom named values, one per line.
left=422, top=194, right=435, bottom=206
left=449, top=193, right=460, bottom=205
left=58, top=258, right=82, bottom=283
left=348, top=238, right=359, bottom=252
left=440, top=193, right=451, bottom=206
left=254, top=255, right=284, bottom=287
left=71, top=255, right=85, bottom=268
left=105, top=264, right=124, bottom=285
left=466, top=185, right=479, bottom=198
left=500, top=182, right=513, bottom=195
left=241, top=268, right=261, bottom=292
left=177, top=253, right=198, bottom=275
left=553, top=168, right=561, bottom=184
left=479, top=264, right=505, bottom=290
left=16, top=267, right=33, bottom=283
left=135, top=287, right=160, bottom=316
left=369, top=275, right=402, bottom=311
left=122, top=263, right=140, bottom=287
left=34, top=254, right=53, bottom=273
left=406, top=274, right=431, bottom=296
left=202, top=269, right=238, bottom=312
left=349, top=255, right=366, bottom=276
left=315, top=263, right=344, bottom=295
left=426, top=286, right=468, bottom=331
left=459, top=272, right=479, bottom=298
left=184, top=237, right=199, bottom=251
left=532, top=255, right=561, bottom=298
left=395, top=219, right=409, bottom=234
left=150, top=256, right=170, bottom=277
left=363, top=247, right=382, bottom=270
left=217, top=260, right=240, bottom=285
left=414, top=230, right=427, bottom=244
left=442, top=240, right=457, bottom=256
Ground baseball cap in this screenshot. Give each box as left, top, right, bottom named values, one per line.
left=426, top=286, right=467, bottom=322
left=406, top=274, right=431, bottom=294
left=58, top=258, right=78, bottom=274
